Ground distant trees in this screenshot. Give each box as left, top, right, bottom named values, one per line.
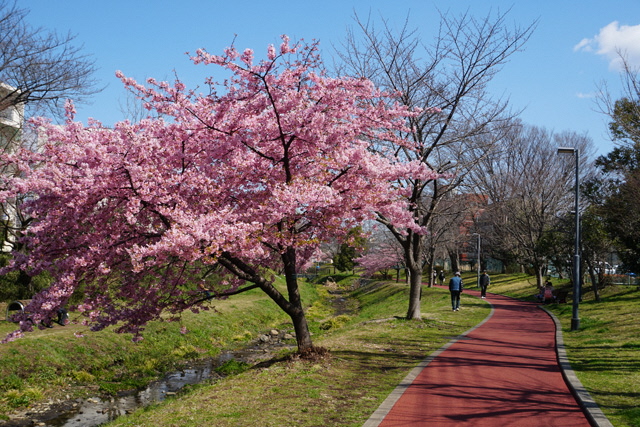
left=356, top=228, right=405, bottom=280
left=591, top=55, right=640, bottom=273
left=332, top=227, right=366, bottom=273
left=0, top=38, right=439, bottom=352
left=338, top=9, right=534, bottom=319
left=470, top=123, right=593, bottom=287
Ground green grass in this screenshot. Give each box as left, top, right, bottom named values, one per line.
left=0, top=275, right=313, bottom=415
left=550, top=286, right=640, bottom=427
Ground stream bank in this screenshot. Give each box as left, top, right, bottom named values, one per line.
left=0, top=329, right=297, bottom=427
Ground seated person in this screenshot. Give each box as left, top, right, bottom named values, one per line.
left=543, top=281, right=555, bottom=303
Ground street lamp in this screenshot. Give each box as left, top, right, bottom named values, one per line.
left=472, top=233, right=480, bottom=288
left=558, top=147, right=580, bottom=331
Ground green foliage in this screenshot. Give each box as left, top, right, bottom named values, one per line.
left=333, top=227, right=366, bottom=272
left=608, top=98, right=640, bottom=148
left=71, top=370, right=96, bottom=383
left=0, top=375, right=22, bottom=392
left=170, top=344, right=200, bottom=360
left=0, top=254, right=54, bottom=302
left=319, top=315, right=351, bottom=330
left=600, top=170, right=640, bottom=272
left=2, top=388, right=44, bottom=408
left=587, top=96, right=640, bottom=273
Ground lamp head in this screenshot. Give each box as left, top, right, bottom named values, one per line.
left=557, top=147, right=577, bottom=155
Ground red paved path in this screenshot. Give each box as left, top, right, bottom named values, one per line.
left=368, top=289, right=592, bottom=427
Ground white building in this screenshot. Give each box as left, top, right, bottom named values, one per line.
left=0, top=82, right=24, bottom=252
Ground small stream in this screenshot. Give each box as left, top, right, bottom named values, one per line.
left=46, top=358, right=221, bottom=427
left=3, top=336, right=296, bottom=427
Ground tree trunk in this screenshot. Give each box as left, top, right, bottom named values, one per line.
left=281, top=247, right=315, bottom=352
left=534, top=263, right=545, bottom=289
left=219, top=250, right=315, bottom=353
left=448, top=248, right=460, bottom=274
left=406, top=262, right=423, bottom=320
left=427, top=251, right=436, bottom=288
left=585, top=260, right=602, bottom=303
left=290, top=306, right=314, bottom=351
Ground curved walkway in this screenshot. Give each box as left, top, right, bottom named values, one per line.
left=364, top=288, right=612, bottom=427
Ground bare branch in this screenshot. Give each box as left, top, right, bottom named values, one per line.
left=0, top=0, right=100, bottom=119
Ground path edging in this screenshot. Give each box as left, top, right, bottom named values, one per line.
left=541, top=307, right=614, bottom=427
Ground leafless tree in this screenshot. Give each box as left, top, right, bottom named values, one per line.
left=337, top=9, right=535, bottom=319
left=596, top=53, right=640, bottom=147
left=469, top=123, right=594, bottom=287
left=0, top=0, right=99, bottom=121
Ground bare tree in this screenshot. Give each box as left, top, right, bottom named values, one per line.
left=337, top=9, right=535, bottom=319
left=0, top=0, right=99, bottom=121
left=470, top=123, right=594, bottom=287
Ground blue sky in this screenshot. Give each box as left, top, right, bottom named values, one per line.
left=24, top=0, right=640, bottom=157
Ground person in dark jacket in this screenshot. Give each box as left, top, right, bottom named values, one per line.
left=449, top=271, right=463, bottom=311
left=479, top=271, right=490, bottom=299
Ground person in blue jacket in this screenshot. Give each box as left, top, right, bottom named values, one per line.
left=449, top=271, right=463, bottom=311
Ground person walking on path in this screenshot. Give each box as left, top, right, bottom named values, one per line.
left=449, top=271, right=463, bottom=311
left=479, top=270, right=490, bottom=299
left=438, top=270, right=445, bottom=286
left=365, top=289, right=595, bottom=427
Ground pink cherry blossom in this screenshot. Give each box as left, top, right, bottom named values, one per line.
left=0, top=37, right=441, bottom=350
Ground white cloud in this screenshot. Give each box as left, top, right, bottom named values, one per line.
left=574, top=21, right=640, bottom=70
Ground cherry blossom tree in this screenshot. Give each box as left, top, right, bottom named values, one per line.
left=1, top=37, right=439, bottom=353
left=355, top=228, right=405, bottom=280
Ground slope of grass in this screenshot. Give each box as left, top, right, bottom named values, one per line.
left=0, top=275, right=317, bottom=417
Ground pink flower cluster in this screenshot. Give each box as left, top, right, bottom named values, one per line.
left=1, top=36, right=440, bottom=343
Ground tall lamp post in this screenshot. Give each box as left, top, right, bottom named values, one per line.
left=472, top=233, right=480, bottom=288
left=558, top=147, right=580, bottom=331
